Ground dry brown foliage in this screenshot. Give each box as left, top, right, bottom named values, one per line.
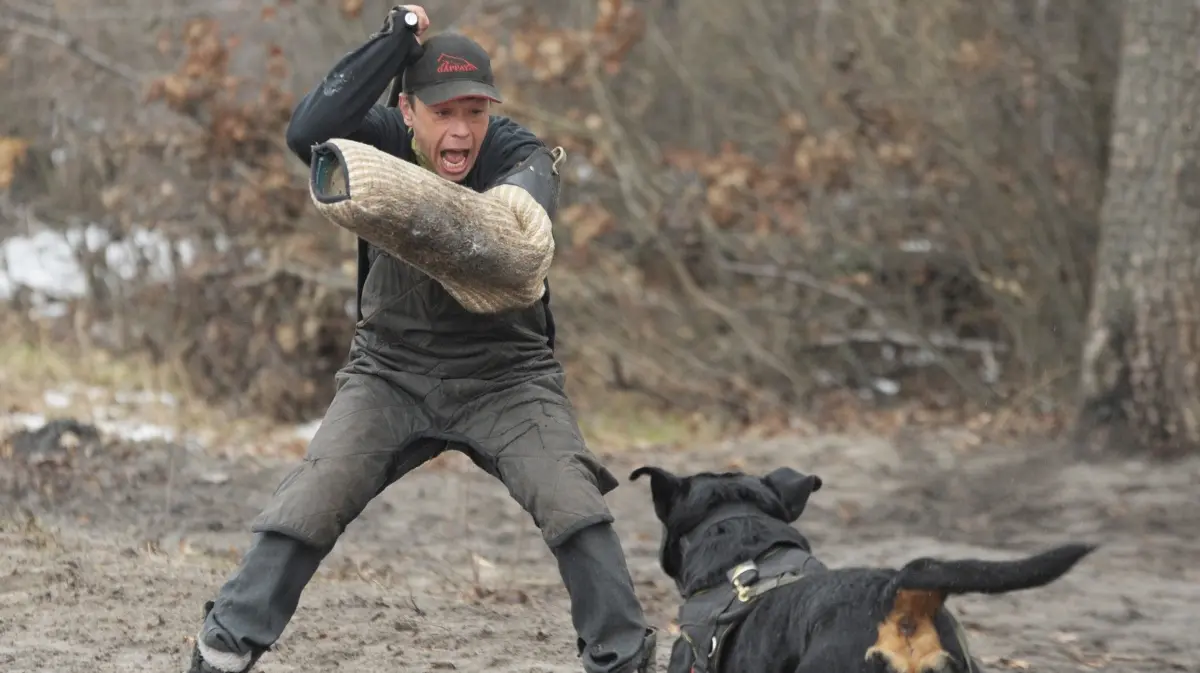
left=0, top=136, right=28, bottom=190
left=0, top=0, right=1120, bottom=427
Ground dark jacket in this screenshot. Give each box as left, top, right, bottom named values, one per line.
left=284, top=22, right=558, bottom=382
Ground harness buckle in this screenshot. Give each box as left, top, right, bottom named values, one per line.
left=727, top=561, right=760, bottom=602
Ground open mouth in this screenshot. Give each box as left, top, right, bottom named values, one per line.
left=439, top=149, right=470, bottom=174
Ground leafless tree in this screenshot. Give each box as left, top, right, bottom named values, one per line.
left=1077, top=1, right=1200, bottom=459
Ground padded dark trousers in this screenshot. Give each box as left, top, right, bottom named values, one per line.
left=201, top=524, right=652, bottom=673
left=199, top=361, right=651, bottom=673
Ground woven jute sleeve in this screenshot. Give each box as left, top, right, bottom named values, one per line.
left=308, top=138, right=555, bottom=314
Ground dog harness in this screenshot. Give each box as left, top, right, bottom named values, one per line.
left=667, top=505, right=983, bottom=673
left=671, top=508, right=828, bottom=673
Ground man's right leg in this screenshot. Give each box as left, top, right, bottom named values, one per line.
left=193, top=532, right=328, bottom=672
left=190, top=371, right=440, bottom=673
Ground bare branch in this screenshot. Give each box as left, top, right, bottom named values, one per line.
left=719, top=260, right=876, bottom=310
left=2, top=0, right=245, bottom=22
left=0, top=12, right=141, bottom=85
left=232, top=265, right=356, bottom=292
left=805, top=329, right=1008, bottom=355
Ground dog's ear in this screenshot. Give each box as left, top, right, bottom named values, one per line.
left=762, top=467, right=823, bottom=522
left=629, top=466, right=684, bottom=523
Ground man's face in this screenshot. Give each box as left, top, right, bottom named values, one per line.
left=401, top=95, right=490, bottom=182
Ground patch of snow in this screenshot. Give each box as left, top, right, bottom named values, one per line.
left=2, top=412, right=52, bottom=432
left=5, top=384, right=191, bottom=446
left=0, top=229, right=89, bottom=298
left=43, top=390, right=71, bottom=409
left=871, top=378, right=901, bottom=396
left=113, top=389, right=179, bottom=407
left=0, top=223, right=233, bottom=317
left=3, top=224, right=333, bottom=444
left=109, top=420, right=181, bottom=443
left=1, top=410, right=182, bottom=444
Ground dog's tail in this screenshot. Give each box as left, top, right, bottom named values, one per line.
left=864, top=544, right=1095, bottom=672
left=889, top=543, right=1096, bottom=598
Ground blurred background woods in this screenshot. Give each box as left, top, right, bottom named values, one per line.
left=3, top=0, right=1190, bottom=456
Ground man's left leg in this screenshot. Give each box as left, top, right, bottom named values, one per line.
left=453, top=377, right=656, bottom=673
left=554, top=521, right=657, bottom=673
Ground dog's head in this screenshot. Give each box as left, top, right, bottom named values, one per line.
left=629, top=465, right=823, bottom=583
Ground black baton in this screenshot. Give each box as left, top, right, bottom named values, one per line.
left=384, top=10, right=420, bottom=109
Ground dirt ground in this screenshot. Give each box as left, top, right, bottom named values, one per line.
left=1, top=416, right=1197, bottom=673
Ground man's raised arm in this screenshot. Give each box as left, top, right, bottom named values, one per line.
left=284, top=6, right=427, bottom=164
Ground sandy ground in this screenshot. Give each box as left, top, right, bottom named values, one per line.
left=1, top=417, right=1197, bottom=673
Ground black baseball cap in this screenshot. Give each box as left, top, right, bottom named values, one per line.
left=401, top=32, right=503, bottom=106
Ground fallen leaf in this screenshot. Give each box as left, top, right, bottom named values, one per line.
left=979, top=656, right=1031, bottom=670
left=0, top=136, right=30, bottom=190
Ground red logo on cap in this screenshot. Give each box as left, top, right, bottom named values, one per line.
left=437, top=54, right=478, bottom=73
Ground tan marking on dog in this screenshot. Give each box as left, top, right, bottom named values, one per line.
left=865, top=589, right=952, bottom=673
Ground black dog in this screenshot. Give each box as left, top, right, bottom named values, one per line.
left=629, top=465, right=1095, bottom=673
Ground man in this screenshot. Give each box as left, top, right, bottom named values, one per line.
left=185, top=5, right=657, bottom=673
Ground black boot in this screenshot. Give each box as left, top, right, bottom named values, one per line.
left=187, top=602, right=265, bottom=673
left=626, top=627, right=658, bottom=673
left=553, top=522, right=657, bottom=673
left=186, top=532, right=328, bottom=673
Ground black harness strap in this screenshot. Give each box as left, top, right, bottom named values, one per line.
left=542, top=277, right=555, bottom=350
left=670, top=506, right=827, bottom=673
left=676, top=545, right=822, bottom=673
left=540, top=147, right=563, bottom=351
left=355, top=237, right=370, bottom=322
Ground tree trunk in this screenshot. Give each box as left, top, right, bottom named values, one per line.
left=1077, top=1, right=1200, bottom=459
